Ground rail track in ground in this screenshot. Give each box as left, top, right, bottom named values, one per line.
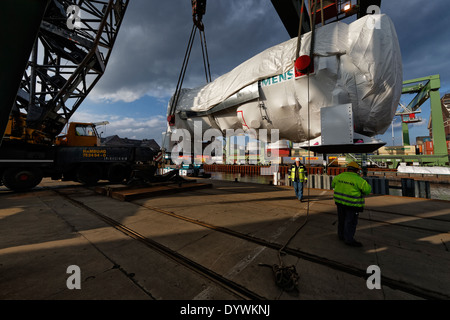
left=51, top=183, right=450, bottom=300
left=193, top=186, right=450, bottom=234
left=133, top=200, right=449, bottom=300
left=54, top=188, right=265, bottom=300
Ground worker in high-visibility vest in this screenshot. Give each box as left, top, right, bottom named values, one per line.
left=290, top=158, right=308, bottom=202
left=331, top=161, right=372, bottom=247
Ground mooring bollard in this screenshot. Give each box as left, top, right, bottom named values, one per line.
left=364, top=177, right=390, bottom=195
left=415, top=180, right=431, bottom=199
left=401, top=178, right=415, bottom=197
left=273, top=172, right=278, bottom=185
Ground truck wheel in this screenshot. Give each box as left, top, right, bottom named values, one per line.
left=107, top=164, right=129, bottom=184
left=2, top=167, right=43, bottom=191
left=76, top=164, right=101, bottom=186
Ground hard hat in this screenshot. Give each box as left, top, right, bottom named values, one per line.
left=347, top=161, right=360, bottom=170
left=294, top=157, right=300, bottom=162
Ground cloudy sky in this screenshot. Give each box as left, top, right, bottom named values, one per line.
left=73, top=0, right=450, bottom=146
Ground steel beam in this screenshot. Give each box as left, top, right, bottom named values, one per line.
left=0, top=0, right=51, bottom=144
left=429, top=87, right=448, bottom=157
left=270, top=0, right=311, bottom=38
left=271, top=1, right=383, bottom=38
left=357, top=0, right=382, bottom=18
left=401, top=75, right=447, bottom=159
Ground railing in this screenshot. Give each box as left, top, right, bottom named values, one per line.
left=203, top=164, right=400, bottom=176
left=203, top=164, right=347, bottom=176
left=202, top=165, right=442, bottom=199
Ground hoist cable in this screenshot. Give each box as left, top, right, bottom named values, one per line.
left=200, top=29, right=212, bottom=83
left=309, top=0, right=318, bottom=66
left=163, top=25, right=197, bottom=159
left=164, top=4, right=211, bottom=159
left=295, top=0, right=305, bottom=60
left=169, top=24, right=197, bottom=118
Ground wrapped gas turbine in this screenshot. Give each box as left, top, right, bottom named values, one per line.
left=166, top=14, right=402, bottom=150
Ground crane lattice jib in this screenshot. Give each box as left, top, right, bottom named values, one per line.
left=14, top=0, right=129, bottom=141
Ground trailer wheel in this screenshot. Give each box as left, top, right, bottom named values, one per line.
left=76, top=164, right=101, bottom=186
left=2, top=167, right=43, bottom=191
left=107, top=164, right=129, bottom=184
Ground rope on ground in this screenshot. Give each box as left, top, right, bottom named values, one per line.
left=258, top=263, right=299, bottom=293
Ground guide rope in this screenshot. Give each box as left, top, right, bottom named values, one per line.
left=259, top=0, right=318, bottom=294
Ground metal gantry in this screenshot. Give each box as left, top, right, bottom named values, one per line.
left=12, top=0, right=129, bottom=143
left=368, top=75, right=449, bottom=168
left=400, top=75, right=447, bottom=156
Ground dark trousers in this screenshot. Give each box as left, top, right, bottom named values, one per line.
left=293, top=180, right=304, bottom=200
left=336, top=204, right=360, bottom=243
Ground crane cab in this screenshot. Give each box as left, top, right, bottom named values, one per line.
left=56, top=122, right=100, bottom=147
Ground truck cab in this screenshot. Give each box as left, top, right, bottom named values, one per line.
left=56, top=122, right=100, bottom=147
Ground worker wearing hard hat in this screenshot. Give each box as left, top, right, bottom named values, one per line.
left=331, top=161, right=372, bottom=247
left=289, top=158, right=308, bottom=202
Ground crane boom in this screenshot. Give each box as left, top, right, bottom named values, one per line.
left=9, top=0, right=129, bottom=144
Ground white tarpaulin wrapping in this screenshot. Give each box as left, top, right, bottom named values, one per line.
left=170, top=14, right=402, bottom=142
left=173, top=36, right=300, bottom=112
left=398, top=166, right=450, bottom=175
left=174, top=21, right=340, bottom=112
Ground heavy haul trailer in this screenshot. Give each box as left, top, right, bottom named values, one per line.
left=0, top=121, right=156, bottom=191
left=0, top=144, right=153, bottom=191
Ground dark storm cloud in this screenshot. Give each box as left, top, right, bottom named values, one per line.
left=382, top=0, right=450, bottom=91
left=91, top=0, right=450, bottom=104
left=91, top=0, right=289, bottom=103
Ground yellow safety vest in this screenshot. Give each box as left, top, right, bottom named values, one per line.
left=290, top=165, right=307, bottom=182
left=331, top=172, right=372, bottom=208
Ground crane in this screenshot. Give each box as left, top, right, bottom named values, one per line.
left=0, top=1, right=159, bottom=191
left=6, top=0, right=129, bottom=145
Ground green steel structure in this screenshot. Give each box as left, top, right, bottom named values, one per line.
left=369, top=75, right=449, bottom=168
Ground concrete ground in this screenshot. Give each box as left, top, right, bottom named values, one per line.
left=1, top=177, right=449, bottom=301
